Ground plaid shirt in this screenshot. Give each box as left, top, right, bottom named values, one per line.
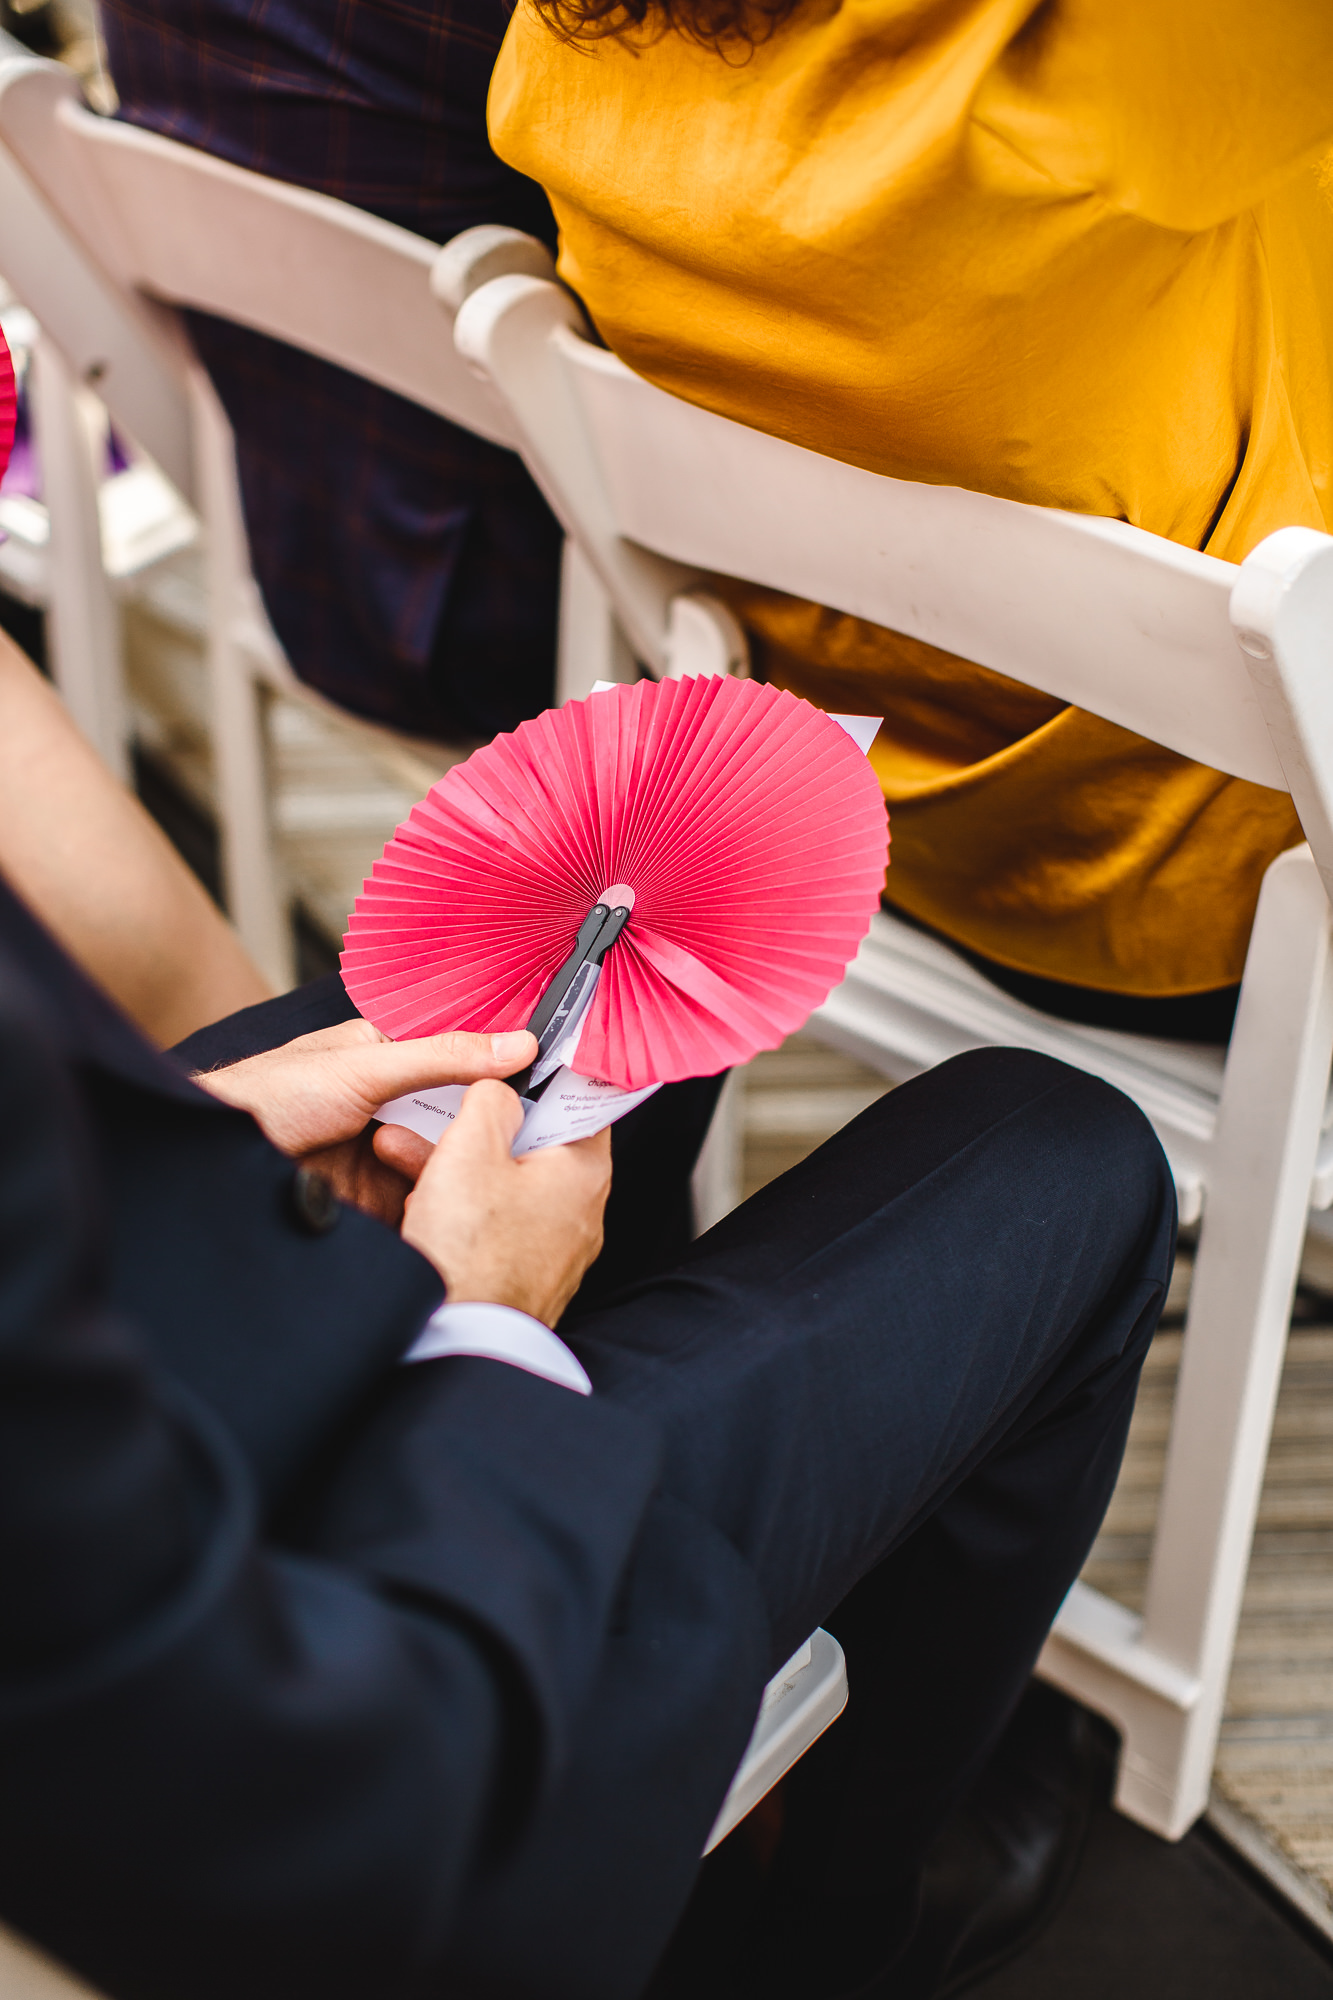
left=100, top=0, right=561, bottom=741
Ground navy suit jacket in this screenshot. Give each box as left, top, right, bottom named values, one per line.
left=0, top=876, right=767, bottom=2000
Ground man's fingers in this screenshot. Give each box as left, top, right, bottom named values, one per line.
left=436, top=1076, right=526, bottom=1162
left=518, top=1127, right=614, bottom=1209
left=384, top=1086, right=612, bottom=1217
left=574, top=1128, right=614, bottom=1165
left=350, top=1028, right=538, bottom=1105
left=436, top=1029, right=536, bottom=1074
left=285, top=1018, right=384, bottom=1054
left=372, top=1122, right=434, bottom=1182
left=381, top=1028, right=537, bottom=1090
left=522, top=1127, right=613, bottom=1185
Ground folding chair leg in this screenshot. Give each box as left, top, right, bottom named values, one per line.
left=556, top=536, right=636, bottom=702
left=29, top=335, right=130, bottom=782
left=188, top=368, right=294, bottom=991
left=1040, top=845, right=1333, bottom=1836
left=662, top=590, right=748, bottom=679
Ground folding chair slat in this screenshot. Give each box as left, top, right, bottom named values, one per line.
left=558, top=327, right=1285, bottom=792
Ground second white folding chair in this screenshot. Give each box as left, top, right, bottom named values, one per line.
left=450, top=256, right=1333, bottom=1843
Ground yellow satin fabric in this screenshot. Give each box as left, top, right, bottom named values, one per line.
left=490, top=0, right=1333, bottom=994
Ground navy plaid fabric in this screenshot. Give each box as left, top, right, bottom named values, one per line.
left=100, top=0, right=562, bottom=741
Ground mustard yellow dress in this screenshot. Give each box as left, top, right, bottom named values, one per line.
left=490, top=0, right=1333, bottom=996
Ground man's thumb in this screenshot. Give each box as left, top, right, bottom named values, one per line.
left=448, top=1076, right=525, bottom=1156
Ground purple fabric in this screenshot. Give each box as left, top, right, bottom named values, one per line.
left=1, top=388, right=132, bottom=501
left=100, top=0, right=562, bottom=741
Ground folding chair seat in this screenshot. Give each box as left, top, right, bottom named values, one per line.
left=451, top=254, right=1333, bottom=1840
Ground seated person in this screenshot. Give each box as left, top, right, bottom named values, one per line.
left=0, top=622, right=269, bottom=1042
left=98, top=0, right=564, bottom=744
left=486, top=0, right=1333, bottom=1038
left=0, top=851, right=1173, bottom=2000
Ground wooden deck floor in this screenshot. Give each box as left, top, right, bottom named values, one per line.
left=116, top=551, right=1333, bottom=1937
left=1090, top=1316, right=1333, bottom=1933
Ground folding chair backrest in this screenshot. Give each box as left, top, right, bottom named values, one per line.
left=455, top=273, right=1333, bottom=851
left=0, top=56, right=539, bottom=451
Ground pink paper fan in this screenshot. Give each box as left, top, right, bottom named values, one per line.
left=0, top=327, right=18, bottom=493
left=341, top=676, right=890, bottom=1089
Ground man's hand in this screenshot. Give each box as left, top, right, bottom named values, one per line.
left=193, top=1020, right=537, bottom=1227
left=375, top=1080, right=612, bottom=1327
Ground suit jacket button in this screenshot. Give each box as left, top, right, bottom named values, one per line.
left=290, top=1165, right=341, bottom=1234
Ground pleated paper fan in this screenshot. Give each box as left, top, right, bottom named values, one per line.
left=342, top=676, right=889, bottom=1089
left=0, top=327, right=18, bottom=492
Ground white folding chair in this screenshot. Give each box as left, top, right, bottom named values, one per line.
left=452, top=260, right=1333, bottom=1842
left=0, top=49, right=559, bottom=986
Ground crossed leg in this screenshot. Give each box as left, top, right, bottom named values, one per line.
left=564, top=1047, right=1175, bottom=1994
left=179, top=987, right=1173, bottom=1998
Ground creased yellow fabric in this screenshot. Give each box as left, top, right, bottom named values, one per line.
left=490, top=0, right=1333, bottom=994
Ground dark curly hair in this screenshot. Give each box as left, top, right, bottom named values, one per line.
left=530, top=0, right=802, bottom=52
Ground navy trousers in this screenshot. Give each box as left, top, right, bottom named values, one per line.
left=178, top=984, right=1175, bottom=1995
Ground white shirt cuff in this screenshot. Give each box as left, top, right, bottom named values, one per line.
left=403, top=1300, right=592, bottom=1396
